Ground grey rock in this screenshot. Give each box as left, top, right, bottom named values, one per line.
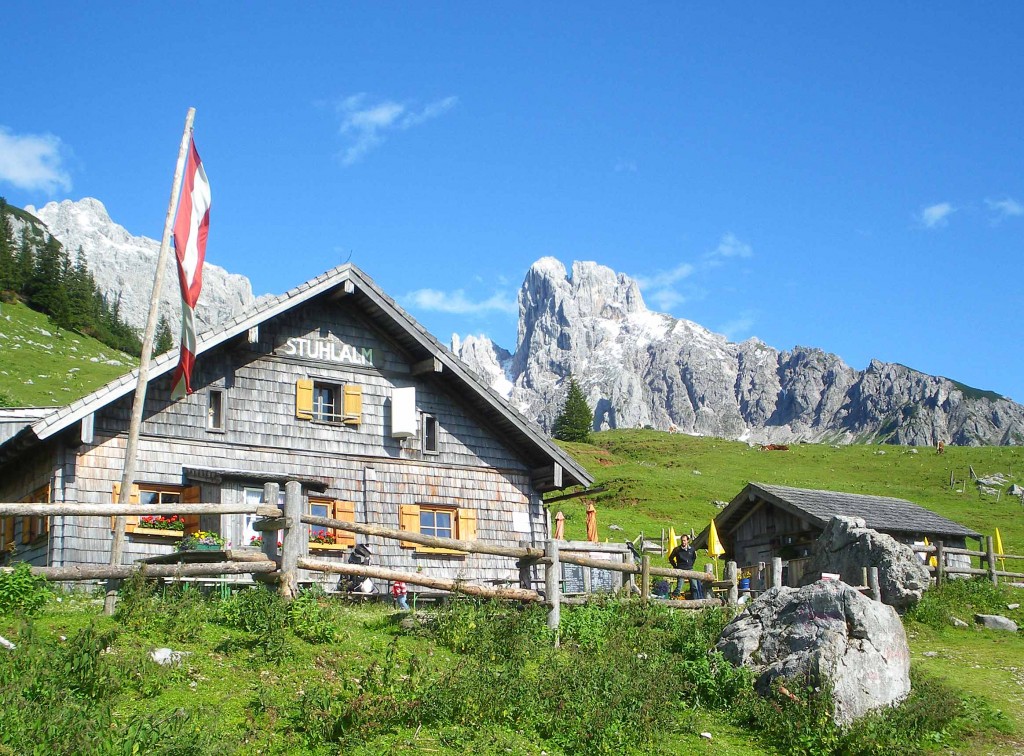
left=716, top=580, right=911, bottom=724
left=1007, top=603, right=1020, bottom=611
left=149, top=647, right=191, bottom=666
left=799, top=516, right=931, bottom=611
left=454, top=258, right=1024, bottom=447
left=974, top=614, right=1019, bottom=632
left=951, top=617, right=969, bottom=628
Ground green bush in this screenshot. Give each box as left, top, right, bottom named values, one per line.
left=289, top=585, right=339, bottom=644
left=0, top=562, right=51, bottom=616
left=215, top=586, right=290, bottom=661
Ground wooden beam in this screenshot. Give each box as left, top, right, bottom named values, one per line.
left=301, top=514, right=543, bottom=559
left=20, top=560, right=277, bottom=582
left=296, top=557, right=541, bottom=602
left=411, top=357, right=443, bottom=375
left=80, top=413, right=94, bottom=445
left=0, top=502, right=269, bottom=517
left=543, top=486, right=607, bottom=504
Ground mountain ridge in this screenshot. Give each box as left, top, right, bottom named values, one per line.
left=453, top=257, right=1024, bottom=447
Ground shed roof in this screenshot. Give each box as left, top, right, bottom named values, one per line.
left=0, top=264, right=592, bottom=489
left=693, top=481, right=980, bottom=547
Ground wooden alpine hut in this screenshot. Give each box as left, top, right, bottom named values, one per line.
left=0, top=264, right=592, bottom=588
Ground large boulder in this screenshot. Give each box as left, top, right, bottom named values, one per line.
left=800, top=516, right=930, bottom=610
left=717, top=580, right=911, bottom=725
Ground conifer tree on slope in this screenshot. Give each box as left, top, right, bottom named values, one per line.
left=552, top=375, right=593, bottom=443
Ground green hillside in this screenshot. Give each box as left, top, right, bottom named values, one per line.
left=553, top=430, right=1023, bottom=566
left=0, top=299, right=136, bottom=407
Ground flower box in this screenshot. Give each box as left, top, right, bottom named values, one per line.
left=129, top=527, right=185, bottom=538
left=309, top=542, right=347, bottom=552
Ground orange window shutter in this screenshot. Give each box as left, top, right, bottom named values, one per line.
left=296, top=378, right=314, bottom=420
left=458, top=508, right=478, bottom=542
left=112, top=483, right=141, bottom=530
left=398, top=503, right=420, bottom=549
left=182, top=485, right=201, bottom=534
left=343, top=385, right=362, bottom=425
left=333, top=500, right=356, bottom=547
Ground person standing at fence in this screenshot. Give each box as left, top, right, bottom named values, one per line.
left=668, top=534, right=704, bottom=599
left=391, top=580, right=409, bottom=610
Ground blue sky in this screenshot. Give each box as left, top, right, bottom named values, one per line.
left=2, top=4, right=1023, bottom=402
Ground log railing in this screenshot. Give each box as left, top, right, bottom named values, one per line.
left=0, top=481, right=736, bottom=633
left=913, top=538, right=1024, bottom=586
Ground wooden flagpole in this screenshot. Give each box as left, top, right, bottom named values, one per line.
left=104, top=107, right=196, bottom=615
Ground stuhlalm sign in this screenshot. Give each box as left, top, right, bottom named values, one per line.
left=277, top=336, right=374, bottom=367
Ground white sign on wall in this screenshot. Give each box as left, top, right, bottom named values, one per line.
left=512, top=511, right=532, bottom=534
left=279, top=337, right=374, bottom=366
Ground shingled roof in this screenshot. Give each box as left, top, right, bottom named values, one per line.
left=0, top=264, right=592, bottom=490
left=694, top=481, right=980, bottom=547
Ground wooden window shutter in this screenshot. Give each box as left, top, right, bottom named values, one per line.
left=111, top=482, right=141, bottom=530
left=458, top=508, right=478, bottom=542
left=398, top=503, right=420, bottom=548
left=333, top=500, right=356, bottom=547
left=1, top=517, right=14, bottom=552
left=295, top=378, right=314, bottom=420
left=21, top=484, right=51, bottom=543
left=343, top=385, right=362, bottom=425
left=182, top=485, right=202, bottom=534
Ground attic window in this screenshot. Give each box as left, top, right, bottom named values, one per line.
left=422, top=414, right=438, bottom=454
left=207, top=389, right=225, bottom=431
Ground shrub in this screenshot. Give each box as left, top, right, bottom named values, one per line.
left=289, top=585, right=338, bottom=644
left=0, top=562, right=50, bottom=616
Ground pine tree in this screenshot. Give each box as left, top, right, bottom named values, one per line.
left=155, top=314, right=174, bottom=354
left=552, top=375, right=593, bottom=443
left=0, top=198, right=14, bottom=292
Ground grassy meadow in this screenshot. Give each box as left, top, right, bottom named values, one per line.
left=0, top=299, right=136, bottom=407
left=553, top=430, right=1024, bottom=569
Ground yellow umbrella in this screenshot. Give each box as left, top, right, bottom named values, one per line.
left=923, top=537, right=937, bottom=568
left=668, top=526, right=678, bottom=554
left=707, top=519, right=725, bottom=579
left=995, top=529, right=1005, bottom=571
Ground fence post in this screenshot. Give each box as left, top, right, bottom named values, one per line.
left=622, top=548, right=636, bottom=595
left=518, top=540, right=535, bottom=590
left=260, top=482, right=281, bottom=572
left=935, top=541, right=945, bottom=586
left=279, top=480, right=303, bottom=600
left=544, top=540, right=561, bottom=641
left=868, top=567, right=881, bottom=602
left=986, top=535, right=998, bottom=587
left=640, top=555, right=650, bottom=601
left=726, top=561, right=738, bottom=605
left=772, top=557, right=783, bottom=589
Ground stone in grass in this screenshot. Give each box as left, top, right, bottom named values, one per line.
left=717, top=580, right=910, bottom=725
left=150, top=647, right=191, bottom=666
left=950, top=617, right=969, bottom=628
left=974, top=614, right=1019, bottom=632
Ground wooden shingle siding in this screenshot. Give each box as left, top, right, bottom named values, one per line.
left=2, top=271, right=574, bottom=587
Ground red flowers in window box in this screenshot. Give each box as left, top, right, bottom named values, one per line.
left=139, top=515, right=185, bottom=531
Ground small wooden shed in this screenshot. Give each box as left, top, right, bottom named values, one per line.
left=693, top=482, right=981, bottom=584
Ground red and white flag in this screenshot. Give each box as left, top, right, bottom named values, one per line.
left=170, top=137, right=211, bottom=400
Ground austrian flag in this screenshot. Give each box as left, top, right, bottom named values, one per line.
left=170, top=138, right=211, bottom=400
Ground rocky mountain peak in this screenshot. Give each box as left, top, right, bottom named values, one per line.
left=456, top=258, right=1024, bottom=447
left=24, top=198, right=255, bottom=336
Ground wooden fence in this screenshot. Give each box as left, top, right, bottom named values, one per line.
left=0, top=481, right=739, bottom=630
left=913, top=537, right=1024, bottom=586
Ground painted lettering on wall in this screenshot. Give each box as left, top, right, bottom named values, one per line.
left=280, top=337, right=374, bottom=366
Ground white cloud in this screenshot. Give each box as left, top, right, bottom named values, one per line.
left=706, top=232, right=753, bottom=260
left=986, top=197, right=1023, bottom=221
left=918, top=202, right=955, bottom=229
left=635, top=233, right=753, bottom=314
left=335, top=94, right=458, bottom=165
left=718, top=312, right=757, bottom=341
left=0, top=127, right=71, bottom=193
left=402, top=288, right=517, bottom=316
left=634, top=262, right=694, bottom=291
